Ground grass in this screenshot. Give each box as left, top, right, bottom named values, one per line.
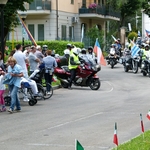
left=112, top=131, right=150, bottom=150
left=41, top=76, right=61, bottom=87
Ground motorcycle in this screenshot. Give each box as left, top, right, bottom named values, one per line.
left=107, top=54, right=118, bottom=69
left=54, top=58, right=101, bottom=90
left=106, top=48, right=119, bottom=69
left=141, top=57, right=150, bottom=77
left=122, top=49, right=140, bottom=73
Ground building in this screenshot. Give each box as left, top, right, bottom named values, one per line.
left=11, top=0, right=120, bottom=43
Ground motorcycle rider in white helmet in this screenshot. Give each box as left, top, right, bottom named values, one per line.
left=68, top=48, right=80, bottom=89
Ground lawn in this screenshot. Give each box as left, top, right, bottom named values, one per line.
left=112, top=130, right=150, bottom=150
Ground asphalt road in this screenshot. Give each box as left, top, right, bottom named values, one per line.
left=1, top=63, right=150, bottom=150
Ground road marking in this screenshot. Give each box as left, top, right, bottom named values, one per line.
left=102, top=81, right=114, bottom=93
left=47, top=112, right=104, bottom=130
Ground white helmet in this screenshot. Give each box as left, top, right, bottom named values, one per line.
left=76, top=47, right=81, bottom=54
left=64, top=49, right=70, bottom=55
left=72, top=48, right=79, bottom=55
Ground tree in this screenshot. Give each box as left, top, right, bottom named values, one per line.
left=0, top=0, right=33, bottom=46
left=86, top=25, right=104, bottom=49
left=107, top=0, right=142, bottom=26
left=142, top=0, right=150, bottom=17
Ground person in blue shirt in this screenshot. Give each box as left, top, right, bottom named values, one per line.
left=4, top=57, right=24, bottom=113
left=43, top=50, right=57, bottom=94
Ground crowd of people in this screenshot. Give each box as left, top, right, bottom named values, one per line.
left=0, top=44, right=57, bottom=113
left=0, top=43, right=98, bottom=114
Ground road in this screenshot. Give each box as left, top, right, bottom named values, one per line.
left=1, top=64, right=150, bottom=150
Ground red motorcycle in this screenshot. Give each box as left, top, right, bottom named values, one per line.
left=54, top=57, right=101, bottom=90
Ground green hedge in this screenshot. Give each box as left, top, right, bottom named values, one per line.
left=6, top=40, right=84, bottom=56
left=127, top=32, right=138, bottom=42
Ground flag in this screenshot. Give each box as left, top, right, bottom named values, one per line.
left=145, top=29, right=150, bottom=37
left=18, top=14, right=37, bottom=47
left=147, top=110, right=150, bottom=120
left=113, top=122, right=118, bottom=146
left=138, top=30, right=141, bottom=37
left=75, top=139, right=84, bottom=150
left=111, top=35, right=117, bottom=42
left=81, top=24, right=84, bottom=42
left=93, top=39, right=106, bottom=66
left=131, top=44, right=140, bottom=57
left=140, top=114, right=145, bottom=133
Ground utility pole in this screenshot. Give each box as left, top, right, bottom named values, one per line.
left=56, top=0, right=59, bottom=40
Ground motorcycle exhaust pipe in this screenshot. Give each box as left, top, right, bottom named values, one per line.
left=59, top=78, right=69, bottom=84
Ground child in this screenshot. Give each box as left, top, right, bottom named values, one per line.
left=0, top=67, right=6, bottom=112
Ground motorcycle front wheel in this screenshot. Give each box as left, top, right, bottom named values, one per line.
left=89, top=78, right=101, bottom=90
left=124, top=64, right=129, bottom=72
left=132, top=61, right=138, bottom=74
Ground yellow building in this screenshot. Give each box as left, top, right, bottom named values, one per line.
left=14, top=0, right=120, bottom=43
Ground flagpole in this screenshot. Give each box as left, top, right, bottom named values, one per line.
left=140, top=113, right=145, bottom=140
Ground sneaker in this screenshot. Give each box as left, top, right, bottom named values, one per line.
left=47, top=92, right=51, bottom=95
left=23, top=97, right=29, bottom=102
left=1, top=107, right=6, bottom=112
left=8, top=108, right=13, bottom=113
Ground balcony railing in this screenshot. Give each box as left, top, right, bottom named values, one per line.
left=79, top=3, right=120, bottom=19
left=29, top=0, right=51, bottom=11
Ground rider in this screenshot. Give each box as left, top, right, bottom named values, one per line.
left=115, top=38, right=122, bottom=56
left=42, top=45, right=48, bottom=56
left=87, top=46, right=97, bottom=64
left=141, top=44, right=150, bottom=70
left=63, top=43, right=72, bottom=58
left=68, top=48, right=80, bottom=89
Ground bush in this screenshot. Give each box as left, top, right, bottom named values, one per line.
left=127, top=32, right=138, bottom=42
left=5, top=40, right=84, bottom=56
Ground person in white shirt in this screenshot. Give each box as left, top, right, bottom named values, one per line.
left=13, top=44, right=30, bottom=102
left=13, top=44, right=29, bottom=78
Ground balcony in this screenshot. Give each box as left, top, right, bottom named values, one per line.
left=78, top=3, right=120, bottom=21
left=18, top=0, right=51, bottom=16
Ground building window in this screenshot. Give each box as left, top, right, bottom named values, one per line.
left=61, top=25, right=66, bottom=40
left=69, top=26, right=74, bottom=41
left=82, top=0, right=86, bottom=8
left=94, top=0, right=96, bottom=3
left=38, top=24, right=44, bottom=41
left=71, top=0, right=74, bottom=4
left=28, top=24, right=35, bottom=39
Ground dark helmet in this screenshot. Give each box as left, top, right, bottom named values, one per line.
left=88, top=46, right=93, bottom=52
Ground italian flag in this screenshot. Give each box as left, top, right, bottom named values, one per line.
left=147, top=110, right=150, bottom=120
left=113, top=122, right=118, bottom=146
left=140, top=114, right=144, bottom=133
left=75, top=139, right=84, bottom=150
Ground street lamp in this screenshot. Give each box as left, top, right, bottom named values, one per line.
left=0, top=0, right=8, bottom=60
left=20, top=14, right=27, bottom=51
